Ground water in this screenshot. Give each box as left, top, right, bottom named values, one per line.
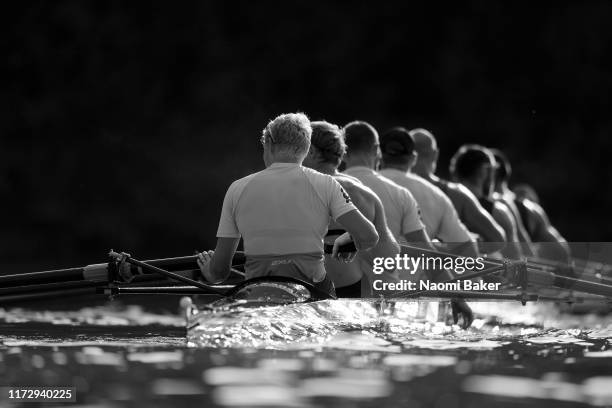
left=1, top=298, right=612, bottom=407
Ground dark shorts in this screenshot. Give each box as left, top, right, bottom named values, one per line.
left=335, top=278, right=363, bottom=298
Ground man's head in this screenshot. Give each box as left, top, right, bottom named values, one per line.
left=409, top=128, right=439, bottom=175
left=261, top=113, right=312, bottom=166
left=450, top=144, right=497, bottom=198
left=379, top=127, right=417, bottom=170
left=489, top=148, right=512, bottom=188
left=303, top=120, right=346, bottom=170
left=343, top=121, right=380, bottom=169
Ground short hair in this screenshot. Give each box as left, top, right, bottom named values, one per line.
left=261, top=113, right=312, bottom=157
left=380, top=127, right=415, bottom=165
left=310, top=121, right=346, bottom=166
left=489, top=148, right=512, bottom=183
left=450, top=144, right=496, bottom=181
left=410, top=128, right=438, bottom=155
left=343, top=121, right=379, bottom=154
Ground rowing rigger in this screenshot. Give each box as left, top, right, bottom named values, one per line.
left=0, top=251, right=246, bottom=303
left=2, top=246, right=612, bottom=306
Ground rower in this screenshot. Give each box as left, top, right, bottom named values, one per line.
left=342, top=121, right=428, bottom=247
left=378, top=127, right=478, bottom=257
left=514, top=183, right=540, bottom=204
left=511, top=188, right=570, bottom=263
left=449, top=145, right=522, bottom=260
left=410, top=128, right=506, bottom=255
left=342, top=121, right=473, bottom=326
left=302, top=120, right=401, bottom=297
left=489, top=148, right=536, bottom=258
left=196, top=113, right=379, bottom=298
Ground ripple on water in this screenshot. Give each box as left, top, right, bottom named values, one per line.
left=463, top=374, right=612, bottom=406
left=0, top=306, right=184, bottom=327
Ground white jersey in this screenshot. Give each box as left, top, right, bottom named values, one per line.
left=343, top=166, right=424, bottom=244
left=379, top=168, right=473, bottom=243
left=217, top=162, right=357, bottom=256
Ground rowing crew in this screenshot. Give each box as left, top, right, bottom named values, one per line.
left=197, top=112, right=569, bottom=328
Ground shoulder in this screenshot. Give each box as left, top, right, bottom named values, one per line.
left=520, top=198, right=547, bottom=219
left=446, top=182, right=480, bottom=205
left=335, top=172, right=362, bottom=185
left=377, top=173, right=418, bottom=204
left=300, top=167, right=353, bottom=202
left=227, top=172, right=258, bottom=192
left=493, top=200, right=515, bottom=223
left=335, top=174, right=379, bottom=202
left=299, top=165, right=334, bottom=182
left=418, top=178, right=458, bottom=210
left=299, top=166, right=340, bottom=189
left=375, top=172, right=404, bottom=190
left=407, top=173, right=447, bottom=196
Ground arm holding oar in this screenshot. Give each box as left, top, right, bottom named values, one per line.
left=197, top=209, right=379, bottom=284
left=197, top=238, right=240, bottom=284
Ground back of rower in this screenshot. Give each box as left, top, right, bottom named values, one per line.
left=377, top=127, right=478, bottom=257
left=449, top=144, right=522, bottom=260
left=197, top=113, right=379, bottom=297
left=302, top=120, right=400, bottom=297
left=410, top=129, right=506, bottom=255
left=489, top=148, right=536, bottom=258
left=341, top=121, right=473, bottom=327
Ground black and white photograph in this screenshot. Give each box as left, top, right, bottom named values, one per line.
left=2, top=2, right=612, bottom=407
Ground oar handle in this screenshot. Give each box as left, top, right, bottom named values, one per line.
left=108, top=251, right=227, bottom=296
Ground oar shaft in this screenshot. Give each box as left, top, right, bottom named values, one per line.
left=110, top=285, right=234, bottom=295
left=0, top=252, right=246, bottom=287
left=0, top=287, right=100, bottom=303
left=0, top=280, right=105, bottom=296
left=0, top=267, right=88, bottom=287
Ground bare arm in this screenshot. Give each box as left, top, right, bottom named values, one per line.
left=336, top=209, right=379, bottom=252
left=200, top=237, right=240, bottom=284
left=529, top=202, right=570, bottom=261
left=403, top=228, right=435, bottom=250
left=460, top=193, right=507, bottom=252
left=493, top=204, right=522, bottom=260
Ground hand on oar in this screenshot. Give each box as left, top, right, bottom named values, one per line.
left=451, top=298, right=474, bottom=329
left=196, top=251, right=215, bottom=282
left=331, top=232, right=358, bottom=263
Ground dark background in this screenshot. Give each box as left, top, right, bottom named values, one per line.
left=3, top=1, right=612, bottom=272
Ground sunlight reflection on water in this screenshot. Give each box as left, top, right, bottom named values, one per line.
left=1, top=299, right=612, bottom=407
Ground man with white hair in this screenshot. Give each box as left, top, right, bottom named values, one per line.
left=197, top=113, right=379, bottom=297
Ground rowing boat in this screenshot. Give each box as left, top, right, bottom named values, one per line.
left=181, top=276, right=450, bottom=348
left=1, top=245, right=612, bottom=345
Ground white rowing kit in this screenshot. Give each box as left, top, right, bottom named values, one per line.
left=343, top=166, right=424, bottom=244
left=379, top=168, right=473, bottom=244
left=216, top=162, right=357, bottom=282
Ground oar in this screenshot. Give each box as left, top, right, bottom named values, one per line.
left=0, top=252, right=246, bottom=287
left=107, top=251, right=227, bottom=296
left=106, top=284, right=235, bottom=296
